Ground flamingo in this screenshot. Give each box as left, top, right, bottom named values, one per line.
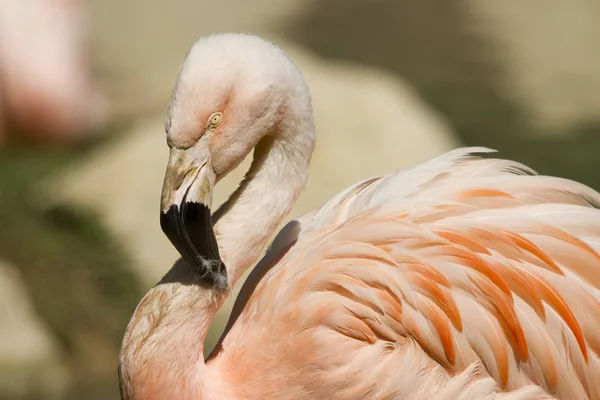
left=119, top=33, right=600, bottom=400
left=0, top=0, right=104, bottom=144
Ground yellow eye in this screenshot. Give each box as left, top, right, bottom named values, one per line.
left=208, top=112, right=223, bottom=127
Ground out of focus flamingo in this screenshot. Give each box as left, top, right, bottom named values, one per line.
left=0, top=0, right=104, bottom=144
left=119, top=34, right=600, bottom=400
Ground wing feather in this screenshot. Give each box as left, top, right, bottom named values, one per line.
left=227, top=147, right=600, bottom=399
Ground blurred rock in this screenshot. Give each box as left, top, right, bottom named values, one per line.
left=0, top=259, right=70, bottom=400
left=287, top=0, right=600, bottom=145
left=48, top=38, right=459, bottom=352
left=464, top=0, right=600, bottom=133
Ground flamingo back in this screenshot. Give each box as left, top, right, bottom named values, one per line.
left=217, top=147, right=600, bottom=400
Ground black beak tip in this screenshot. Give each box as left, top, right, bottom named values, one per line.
left=160, top=203, right=228, bottom=289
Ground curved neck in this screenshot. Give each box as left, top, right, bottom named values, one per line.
left=119, top=262, right=221, bottom=400
left=213, top=107, right=315, bottom=288
left=120, top=87, right=315, bottom=400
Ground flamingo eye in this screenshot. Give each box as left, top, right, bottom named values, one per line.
left=208, top=112, right=223, bottom=128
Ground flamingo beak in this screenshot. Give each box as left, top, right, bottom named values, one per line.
left=159, top=145, right=226, bottom=287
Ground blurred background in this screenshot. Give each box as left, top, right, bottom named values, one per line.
left=0, top=0, right=599, bottom=399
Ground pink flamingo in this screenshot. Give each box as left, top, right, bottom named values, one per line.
left=119, top=34, right=600, bottom=400
left=0, top=0, right=103, bottom=144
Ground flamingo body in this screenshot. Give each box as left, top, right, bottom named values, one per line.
left=216, top=148, right=600, bottom=399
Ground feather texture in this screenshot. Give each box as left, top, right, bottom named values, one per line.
left=218, top=147, right=600, bottom=399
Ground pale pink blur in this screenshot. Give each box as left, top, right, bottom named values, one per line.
left=0, top=0, right=106, bottom=145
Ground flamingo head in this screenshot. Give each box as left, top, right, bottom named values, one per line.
left=159, top=33, right=309, bottom=288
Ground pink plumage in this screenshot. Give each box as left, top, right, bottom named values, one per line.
left=119, top=34, right=600, bottom=400
left=0, top=0, right=104, bottom=144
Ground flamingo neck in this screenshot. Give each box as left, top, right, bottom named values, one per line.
left=213, top=105, right=315, bottom=288
left=119, top=262, right=223, bottom=400
left=120, top=77, right=315, bottom=399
